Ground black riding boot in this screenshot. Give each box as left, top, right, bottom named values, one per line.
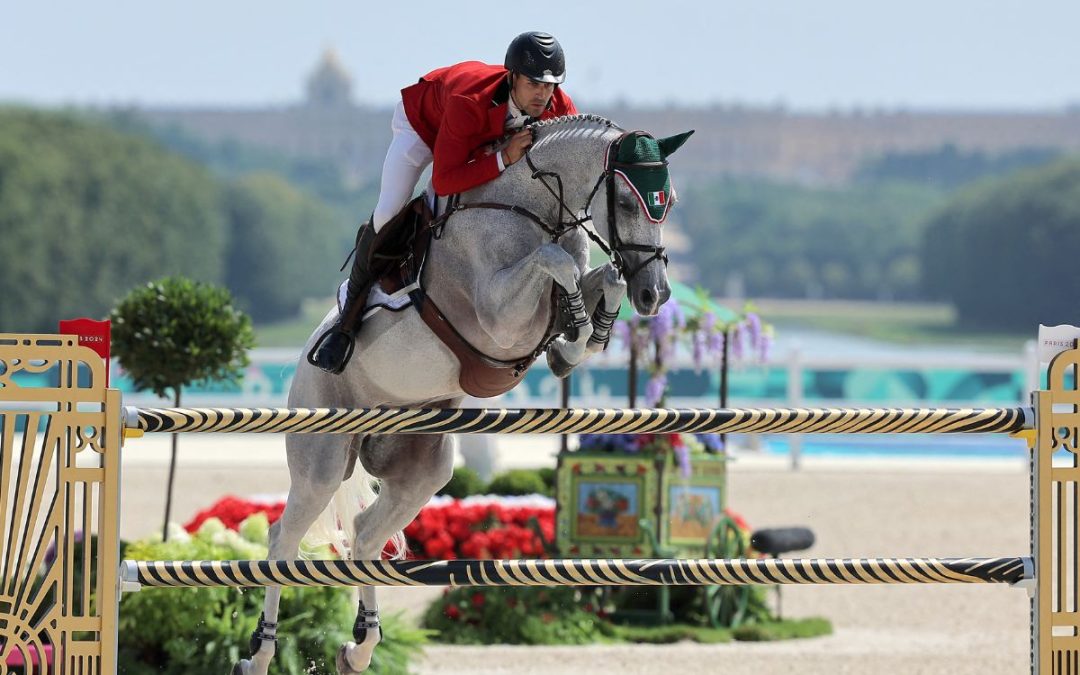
left=308, top=221, right=378, bottom=374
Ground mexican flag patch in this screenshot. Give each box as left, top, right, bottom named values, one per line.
left=647, top=191, right=666, bottom=207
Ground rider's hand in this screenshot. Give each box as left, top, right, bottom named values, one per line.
left=501, top=129, right=533, bottom=167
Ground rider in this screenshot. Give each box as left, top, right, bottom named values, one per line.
left=310, top=31, right=578, bottom=374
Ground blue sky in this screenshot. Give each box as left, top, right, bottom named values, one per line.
left=2, top=0, right=1077, bottom=110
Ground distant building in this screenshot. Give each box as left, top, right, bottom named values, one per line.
left=305, top=48, right=353, bottom=108
left=133, top=51, right=1080, bottom=188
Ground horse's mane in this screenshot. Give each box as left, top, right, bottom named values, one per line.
left=528, top=113, right=623, bottom=141
left=530, top=113, right=619, bottom=130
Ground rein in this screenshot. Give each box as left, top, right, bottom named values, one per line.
left=428, top=129, right=669, bottom=281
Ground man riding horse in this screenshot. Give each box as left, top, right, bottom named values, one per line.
left=310, top=31, right=579, bottom=374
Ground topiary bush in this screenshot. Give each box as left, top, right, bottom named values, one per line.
left=485, top=469, right=549, bottom=497
left=437, top=466, right=486, bottom=499
left=111, top=275, right=255, bottom=538
left=110, top=276, right=255, bottom=399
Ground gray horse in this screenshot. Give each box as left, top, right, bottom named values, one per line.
left=234, top=114, right=692, bottom=675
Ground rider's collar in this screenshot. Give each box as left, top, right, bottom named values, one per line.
left=607, top=132, right=673, bottom=223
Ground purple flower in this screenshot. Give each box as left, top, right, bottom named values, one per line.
left=758, top=333, right=773, bottom=363
left=577, top=434, right=642, bottom=453
left=650, top=303, right=676, bottom=343
left=644, top=373, right=668, bottom=407
left=698, top=434, right=725, bottom=453
left=673, top=442, right=692, bottom=479
left=613, top=320, right=631, bottom=350
left=692, top=330, right=706, bottom=370
left=702, top=312, right=716, bottom=337
left=730, top=322, right=745, bottom=360
left=671, top=300, right=687, bottom=330
left=708, top=330, right=725, bottom=359
left=746, top=312, right=762, bottom=350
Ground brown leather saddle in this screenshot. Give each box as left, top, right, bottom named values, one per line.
left=371, top=197, right=557, bottom=398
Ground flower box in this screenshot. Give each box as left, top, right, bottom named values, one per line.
left=555, top=436, right=728, bottom=558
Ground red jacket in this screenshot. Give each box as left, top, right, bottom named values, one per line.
left=401, top=61, right=577, bottom=196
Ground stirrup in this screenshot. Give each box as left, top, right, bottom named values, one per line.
left=306, top=327, right=357, bottom=374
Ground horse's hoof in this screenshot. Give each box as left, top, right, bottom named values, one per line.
left=336, top=641, right=374, bottom=674
left=546, top=348, right=575, bottom=379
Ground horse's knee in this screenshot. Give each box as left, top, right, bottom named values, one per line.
left=537, top=243, right=579, bottom=288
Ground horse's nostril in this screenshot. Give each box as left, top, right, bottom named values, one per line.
left=639, top=288, right=656, bottom=308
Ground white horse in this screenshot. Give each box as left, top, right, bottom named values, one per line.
left=234, top=114, right=692, bottom=675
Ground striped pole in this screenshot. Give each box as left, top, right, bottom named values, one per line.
left=121, top=556, right=1031, bottom=590
left=128, top=405, right=1032, bottom=435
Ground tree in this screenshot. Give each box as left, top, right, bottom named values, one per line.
left=0, top=108, right=226, bottom=332
left=223, top=173, right=346, bottom=321
left=921, top=159, right=1080, bottom=329
left=110, top=276, right=255, bottom=539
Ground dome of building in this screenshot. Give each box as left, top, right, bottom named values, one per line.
left=306, top=48, right=353, bottom=108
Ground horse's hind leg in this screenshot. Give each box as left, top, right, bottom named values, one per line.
left=336, top=431, right=455, bottom=674
left=233, top=433, right=352, bottom=675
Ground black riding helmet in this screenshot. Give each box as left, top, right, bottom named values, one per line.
left=504, top=31, right=566, bottom=84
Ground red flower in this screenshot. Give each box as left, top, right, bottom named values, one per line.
left=445, top=604, right=461, bottom=620
left=471, top=592, right=486, bottom=608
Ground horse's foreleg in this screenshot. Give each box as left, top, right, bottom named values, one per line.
left=578, top=262, right=626, bottom=356
left=233, top=435, right=349, bottom=675
left=546, top=262, right=626, bottom=377
left=336, top=432, right=456, bottom=674
left=475, top=242, right=591, bottom=350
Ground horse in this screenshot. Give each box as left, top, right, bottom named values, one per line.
left=233, top=114, right=693, bottom=675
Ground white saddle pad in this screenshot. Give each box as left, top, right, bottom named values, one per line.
left=337, top=279, right=419, bottom=320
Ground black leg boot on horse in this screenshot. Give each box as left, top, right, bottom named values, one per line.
left=308, top=221, right=379, bottom=374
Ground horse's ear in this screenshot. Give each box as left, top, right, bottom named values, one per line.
left=658, top=130, right=695, bottom=158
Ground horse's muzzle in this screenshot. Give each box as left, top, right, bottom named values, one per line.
left=633, top=282, right=671, bottom=316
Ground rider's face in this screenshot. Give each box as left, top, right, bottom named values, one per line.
left=510, top=74, right=556, bottom=117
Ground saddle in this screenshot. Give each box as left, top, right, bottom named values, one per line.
left=373, top=196, right=558, bottom=398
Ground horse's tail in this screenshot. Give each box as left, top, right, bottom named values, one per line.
left=300, top=437, right=409, bottom=561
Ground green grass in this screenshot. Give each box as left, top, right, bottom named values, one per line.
left=253, top=295, right=1030, bottom=352
left=744, top=298, right=1030, bottom=350
left=253, top=297, right=335, bottom=348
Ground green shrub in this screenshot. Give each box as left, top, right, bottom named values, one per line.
left=485, top=469, right=549, bottom=497
left=537, top=467, right=556, bottom=494
left=118, top=518, right=427, bottom=674
left=111, top=276, right=255, bottom=399
left=422, top=586, right=613, bottom=645
left=437, top=465, right=486, bottom=499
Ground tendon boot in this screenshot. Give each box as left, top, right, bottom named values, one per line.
left=307, top=221, right=378, bottom=374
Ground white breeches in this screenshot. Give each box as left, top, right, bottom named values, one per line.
left=372, top=100, right=434, bottom=231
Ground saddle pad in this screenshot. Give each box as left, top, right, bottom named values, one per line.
left=337, top=279, right=418, bottom=320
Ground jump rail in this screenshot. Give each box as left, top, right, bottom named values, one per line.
left=121, top=556, right=1030, bottom=589
left=127, top=405, right=1031, bottom=435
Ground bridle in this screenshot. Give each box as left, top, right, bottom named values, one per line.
left=431, top=127, right=669, bottom=281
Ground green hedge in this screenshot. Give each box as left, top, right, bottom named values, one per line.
left=118, top=516, right=428, bottom=674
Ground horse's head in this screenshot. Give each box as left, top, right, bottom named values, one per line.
left=590, top=128, right=694, bottom=316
